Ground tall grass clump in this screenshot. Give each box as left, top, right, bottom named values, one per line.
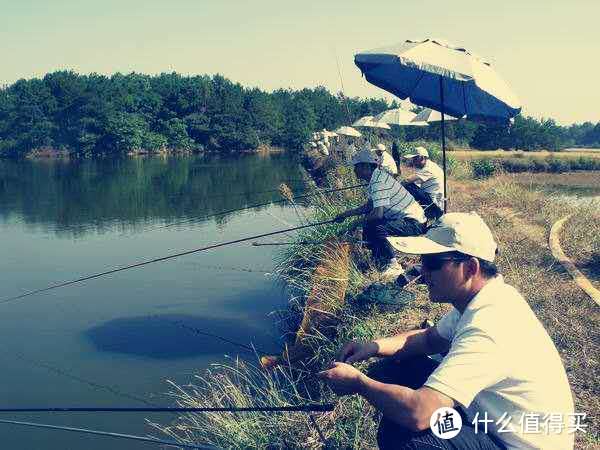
left=471, top=158, right=498, bottom=178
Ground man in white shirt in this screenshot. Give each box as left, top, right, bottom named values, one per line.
left=319, top=213, right=575, bottom=449
left=334, top=149, right=426, bottom=280
left=375, top=143, right=399, bottom=176
left=403, top=146, right=445, bottom=219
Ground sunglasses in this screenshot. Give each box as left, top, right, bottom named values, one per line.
left=421, top=255, right=469, bottom=271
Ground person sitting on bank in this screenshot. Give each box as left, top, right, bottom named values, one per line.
left=334, top=148, right=426, bottom=280
left=319, top=212, right=575, bottom=450
left=375, top=143, right=398, bottom=176
left=402, top=146, right=444, bottom=219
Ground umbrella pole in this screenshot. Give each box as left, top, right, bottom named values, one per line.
left=439, top=76, right=448, bottom=213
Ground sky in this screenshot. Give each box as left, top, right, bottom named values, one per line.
left=2, top=0, right=599, bottom=125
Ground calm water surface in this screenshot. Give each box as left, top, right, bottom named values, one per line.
left=0, top=153, right=309, bottom=449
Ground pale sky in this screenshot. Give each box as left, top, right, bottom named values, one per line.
left=2, top=0, right=599, bottom=124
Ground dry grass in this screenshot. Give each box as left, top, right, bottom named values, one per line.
left=560, top=206, right=600, bottom=291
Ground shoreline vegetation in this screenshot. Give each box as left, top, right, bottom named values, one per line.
left=2, top=70, right=600, bottom=159
left=152, top=152, right=599, bottom=448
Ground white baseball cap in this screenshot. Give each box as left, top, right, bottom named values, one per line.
left=376, top=143, right=386, bottom=152
left=351, top=148, right=380, bottom=165
left=404, top=146, right=429, bottom=159
left=387, top=212, right=497, bottom=262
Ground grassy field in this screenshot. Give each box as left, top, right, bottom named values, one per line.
left=153, top=168, right=599, bottom=449
left=451, top=149, right=600, bottom=159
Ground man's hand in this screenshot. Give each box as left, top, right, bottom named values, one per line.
left=317, top=362, right=365, bottom=396
left=337, top=340, right=379, bottom=364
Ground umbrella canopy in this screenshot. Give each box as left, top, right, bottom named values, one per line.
left=411, top=108, right=460, bottom=124
left=354, top=38, right=521, bottom=123
left=374, top=108, right=427, bottom=127
left=352, top=115, right=391, bottom=129
left=334, top=126, right=362, bottom=137
left=355, top=38, right=521, bottom=211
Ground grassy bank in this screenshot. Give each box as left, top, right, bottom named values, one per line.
left=449, top=148, right=600, bottom=177
left=152, top=170, right=599, bottom=449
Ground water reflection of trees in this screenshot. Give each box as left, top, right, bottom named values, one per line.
left=0, top=154, right=308, bottom=237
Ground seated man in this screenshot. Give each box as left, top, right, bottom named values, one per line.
left=334, top=149, right=426, bottom=280
left=375, top=143, right=399, bottom=176
left=319, top=213, right=575, bottom=450
left=402, top=146, right=444, bottom=219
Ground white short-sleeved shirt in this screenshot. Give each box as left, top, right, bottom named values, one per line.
left=379, top=152, right=398, bottom=175
left=425, top=276, right=574, bottom=450
left=414, top=160, right=444, bottom=207
left=368, top=168, right=425, bottom=224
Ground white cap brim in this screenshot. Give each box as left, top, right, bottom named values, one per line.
left=387, top=236, right=455, bottom=255
left=403, top=154, right=418, bottom=158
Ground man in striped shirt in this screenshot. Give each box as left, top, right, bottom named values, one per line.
left=402, top=146, right=445, bottom=219
left=334, top=149, right=426, bottom=279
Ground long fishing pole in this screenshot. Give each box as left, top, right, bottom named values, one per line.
left=334, top=48, right=352, bottom=124
left=167, top=181, right=308, bottom=203
left=157, top=183, right=367, bottom=230
left=0, top=405, right=334, bottom=413
left=1, top=218, right=338, bottom=304
left=0, top=419, right=214, bottom=449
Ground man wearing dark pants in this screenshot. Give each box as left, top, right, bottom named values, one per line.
left=319, top=213, right=574, bottom=449
left=402, top=146, right=444, bottom=220
left=334, top=148, right=426, bottom=281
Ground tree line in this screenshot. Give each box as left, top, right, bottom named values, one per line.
left=0, top=70, right=598, bottom=157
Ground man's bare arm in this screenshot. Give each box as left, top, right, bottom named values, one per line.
left=374, top=327, right=450, bottom=360
left=357, top=377, right=455, bottom=430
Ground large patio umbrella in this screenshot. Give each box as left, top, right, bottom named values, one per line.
left=355, top=38, right=521, bottom=210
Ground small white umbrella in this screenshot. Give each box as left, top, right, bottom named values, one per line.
left=352, top=115, right=391, bottom=129
left=374, top=108, right=424, bottom=127
left=335, top=126, right=362, bottom=137
left=411, top=108, right=460, bottom=124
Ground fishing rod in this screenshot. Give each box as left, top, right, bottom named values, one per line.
left=251, top=239, right=367, bottom=247
left=167, top=181, right=308, bottom=202
left=0, top=404, right=334, bottom=413
left=1, top=218, right=339, bottom=304
left=334, top=48, right=352, bottom=123
left=157, top=183, right=367, bottom=230
left=0, top=419, right=214, bottom=449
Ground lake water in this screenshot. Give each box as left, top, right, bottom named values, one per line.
left=0, top=153, right=309, bottom=449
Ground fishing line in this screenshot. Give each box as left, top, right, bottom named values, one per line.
left=1, top=218, right=339, bottom=304
left=161, top=315, right=270, bottom=355
left=156, top=183, right=367, bottom=230
left=0, top=419, right=214, bottom=449
left=10, top=351, right=159, bottom=407
left=181, top=261, right=271, bottom=274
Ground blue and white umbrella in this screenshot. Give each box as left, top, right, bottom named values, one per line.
left=355, top=39, right=522, bottom=210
